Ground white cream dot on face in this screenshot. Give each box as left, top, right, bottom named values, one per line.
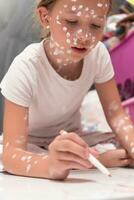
left=72, top=6, right=77, bottom=11
left=64, top=4, right=68, bottom=8
left=78, top=5, right=83, bottom=10
left=34, top=161, right=38, bottom=165
left=105, top=3, right=108, bottom=7
left=125, top=135, right=129, bottom=142
left=56, top=20, right=61, bottom=25
left=131, top=147, right=134, bottom=153
left=77, top=11, right=82, bottom=16
left=77, top=29, right=82, bottom=34
left=85, top=7, right=89, bottom=12
left=97, top=3, right=103, bottom=7
left=63, top=27, right=68, bottom=32
left=130, top=142, right=134, bottom=147
left=66, top=39, right=71, bottom=44
left=90, top=9, right=95, bottom=15
left=66, top=32, right=71, bottom=37
left=56, top=15, right=60, bottom=20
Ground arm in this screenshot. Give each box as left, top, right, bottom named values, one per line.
left=3, top=99, right=96, bottom=179
left=3, top=99, right=50, bottom=178
left=95, top=78, right=134, bottom=159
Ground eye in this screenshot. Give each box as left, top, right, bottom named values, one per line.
left=91, top=24, right=102, bottom=29
left=65, top=20, right=78, bottom=25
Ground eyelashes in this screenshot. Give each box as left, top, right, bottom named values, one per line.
left=65, top=20, right=78, bottom=25
left=90, top=24, right=102, bottom=29
left=65, top=20, right=102, bottom=30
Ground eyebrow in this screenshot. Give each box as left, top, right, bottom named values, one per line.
left=65, top=11, right=105, bottom=19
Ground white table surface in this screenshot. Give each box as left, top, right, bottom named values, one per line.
left=0, top=168, right=134, bottom=200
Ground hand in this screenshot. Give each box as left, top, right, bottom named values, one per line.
left=47, top=132, right=98, bottom=180
left=98, top=149, right=131, bottom=168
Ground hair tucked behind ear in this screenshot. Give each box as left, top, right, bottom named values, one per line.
left=37, top=0, right=57, bottom=9
left=36, top=0, right=57, bottom=39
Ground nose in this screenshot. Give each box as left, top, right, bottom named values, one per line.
left=76, top=31, right=91, bottom=45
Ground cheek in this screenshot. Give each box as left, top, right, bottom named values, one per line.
left=50, top=21, right=72, bottom=46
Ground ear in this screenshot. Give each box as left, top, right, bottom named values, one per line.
left=36, top=7, right=50, bottom=28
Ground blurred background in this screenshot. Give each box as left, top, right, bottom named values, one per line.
left=0, top=0, right=134, bottom=134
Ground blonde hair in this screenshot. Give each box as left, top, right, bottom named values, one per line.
left=37, top=0, right=112, bottom=12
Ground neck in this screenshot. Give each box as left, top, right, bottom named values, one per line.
left=43, top=39, right=81, bottom=71
left=43, top=39, right=83, bottom=80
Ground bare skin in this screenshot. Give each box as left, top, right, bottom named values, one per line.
left=2, top=0, right=134, bottom=181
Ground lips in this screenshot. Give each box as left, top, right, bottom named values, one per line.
left=71, top=47, right=87, bottom=53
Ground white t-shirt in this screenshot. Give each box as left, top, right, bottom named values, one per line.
left=0, top=40, right=114, bottom=144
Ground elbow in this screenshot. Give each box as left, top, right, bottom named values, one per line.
left=2, top=149, right=15, bottom=174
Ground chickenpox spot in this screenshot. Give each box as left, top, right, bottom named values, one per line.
left=26, top=164, right=32, bottom=173
left=12, top=154, right=17, bottom=159
left=97, top=3, right=103, bottom=7
left=34, top=160, right=38, bottom=164
left=90, top=9, right=95, bottom=15
left=66, top=39, right=71, bottom=44
left=131, top=147, right=134, bottom=153
left=64, top=4, right=68, bottom=8
left=125, top=135, right=129, bottom=142
left=78, top=5, right=83, bottom=10
left=63, top=27, right=68, bottom=32
left=21, top=156, right=27, bottom=161
left=5, top=142, right=9, bottom=148
left=130, top=142, right=134, bottom=147
left=66, top=32, right=71, bottom=37
left=77, top=11, right=82, bottom=16
left=24, top=115, right=28, bottom=121
left=85, top=7, right=89, bottom=12
left=72, top=6, right=77, bottom=11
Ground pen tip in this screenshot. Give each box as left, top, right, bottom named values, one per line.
left=108, top=174, right=112, bottom=177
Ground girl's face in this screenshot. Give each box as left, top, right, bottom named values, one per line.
left=47, top=0, right=109, bottom=64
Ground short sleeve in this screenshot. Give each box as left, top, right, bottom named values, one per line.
left=0, top=57, right=37, bottom=107
left=94, top=42, right=115, bottom=83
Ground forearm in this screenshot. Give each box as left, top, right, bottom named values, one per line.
left=108, top=112, right=134, bottom=158
left=3, top=146, right=50, bottom=179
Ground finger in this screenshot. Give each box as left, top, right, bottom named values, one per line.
left=120, top=159, right=131, bottom=167
left=88, top=147, right=99, bottom=157
left=55, top=140, right=89, bottom=159
left=116, top=149, right=129, bottom=159
left=59, top=131, right=88, bottom=148
left=57, top=152, right=92, bottom=168
left=61, top=160, right=92, bottom=171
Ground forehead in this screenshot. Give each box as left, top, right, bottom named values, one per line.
left=53, top=0, right=109, bottom=16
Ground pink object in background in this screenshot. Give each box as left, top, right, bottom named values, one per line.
left=110, top=30, right=134, bottom=122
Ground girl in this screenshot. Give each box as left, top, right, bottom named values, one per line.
left=1, top=0, right=134, bottom=180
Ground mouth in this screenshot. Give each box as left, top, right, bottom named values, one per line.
left=71, top=47, right=87, bottom=54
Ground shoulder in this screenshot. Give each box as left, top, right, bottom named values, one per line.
left=9, top=41, right=45, bottom=78
left=16, top=41, right=44, bottom=64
